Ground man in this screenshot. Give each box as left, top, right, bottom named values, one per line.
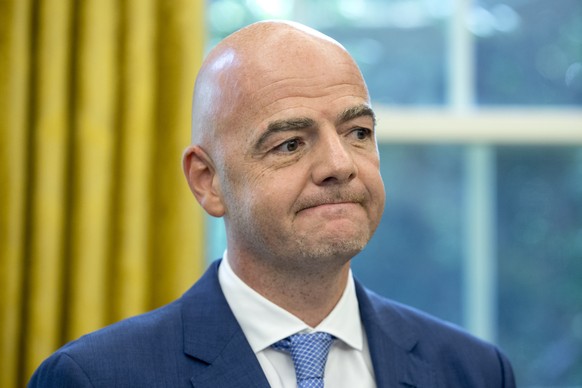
left=30, top=21, right=516, bottom=387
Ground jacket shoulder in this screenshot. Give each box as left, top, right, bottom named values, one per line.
left=29, top=299, right=191, bottom=387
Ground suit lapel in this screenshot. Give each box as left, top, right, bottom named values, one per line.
left=179, top=261, right=435, bottom=387
left=188, top=330, right=270, bottom=388
left=355, top=280, right=435, bottom=388
left=181, top=260, right=270, bottom=388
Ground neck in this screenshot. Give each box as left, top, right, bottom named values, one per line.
left=227, top=251, right=351, bottom=327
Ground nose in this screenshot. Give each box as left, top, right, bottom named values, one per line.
left=311, top=129, right=357, bottom=185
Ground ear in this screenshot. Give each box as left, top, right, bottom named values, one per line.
left=182, top=145, right=226, bottom=217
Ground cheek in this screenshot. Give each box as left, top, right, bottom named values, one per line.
left=360, top=159, right=386, bottom=211
left=373, top=178, right=386, bottom=217
left=225, top=168, right=288, bottom=217
left=254, top=181, right=310, bottom=234
left=369, top=164, right=385, bottom=198
left=219, top=165, right=252, bottom=215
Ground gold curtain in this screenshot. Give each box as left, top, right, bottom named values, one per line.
left=0, top=1, right=205, bottom=386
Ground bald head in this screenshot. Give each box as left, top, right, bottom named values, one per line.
left=190, top=21, right=369, bottom=152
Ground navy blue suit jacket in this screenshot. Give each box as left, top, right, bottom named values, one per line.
left=29, top=260, right=516, bottom=387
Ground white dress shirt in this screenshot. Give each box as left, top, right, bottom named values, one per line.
left=218, top=252, right=376, bottom=388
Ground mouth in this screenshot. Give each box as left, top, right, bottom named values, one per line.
left=295, top=193, right=366, bottom=215
left=295, top=202, right=363, bottom=224
left=301, top=200, right=357, bottom=211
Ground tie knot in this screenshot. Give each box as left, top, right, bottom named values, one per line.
left=272, top=332, right=334, bottom=388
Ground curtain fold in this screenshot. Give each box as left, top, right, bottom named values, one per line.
left=67, top=0, right=118, bottom=341
left=0, top=1, right=31, bottom=387
left=0, top=1, right=205, bottom=386
left=111, top=0, right=156, bottom=323
left=23, top=0, right=73, bottom=380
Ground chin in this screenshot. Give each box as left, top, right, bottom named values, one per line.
left=296, top=233, right=368, bottom=262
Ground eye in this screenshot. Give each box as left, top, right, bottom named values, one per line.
left=351, top=127, right=372, bottom=140
left=274, top=138, right=302, bottom=153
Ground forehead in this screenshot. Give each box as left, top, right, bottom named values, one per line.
left=237, top=49, right=370, bottom=129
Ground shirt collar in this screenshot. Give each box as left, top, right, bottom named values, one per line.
left=218, top=251, right=364, bottom=353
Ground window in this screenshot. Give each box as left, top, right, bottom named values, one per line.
left=205, top=0, right=582, bottom=385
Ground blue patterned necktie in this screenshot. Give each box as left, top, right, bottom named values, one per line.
left=272, top=332, right=335, bottom=388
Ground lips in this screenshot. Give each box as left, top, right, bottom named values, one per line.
left=302, top=201, right=357, bottom=211
left=294, top=192, right=366, bottom=214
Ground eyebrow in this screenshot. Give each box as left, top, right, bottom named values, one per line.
left=336, top=104, right=376, bottom=127
left=253, top=104, right=376, bottom=151
left=254, top=117, right=316, bottom=151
